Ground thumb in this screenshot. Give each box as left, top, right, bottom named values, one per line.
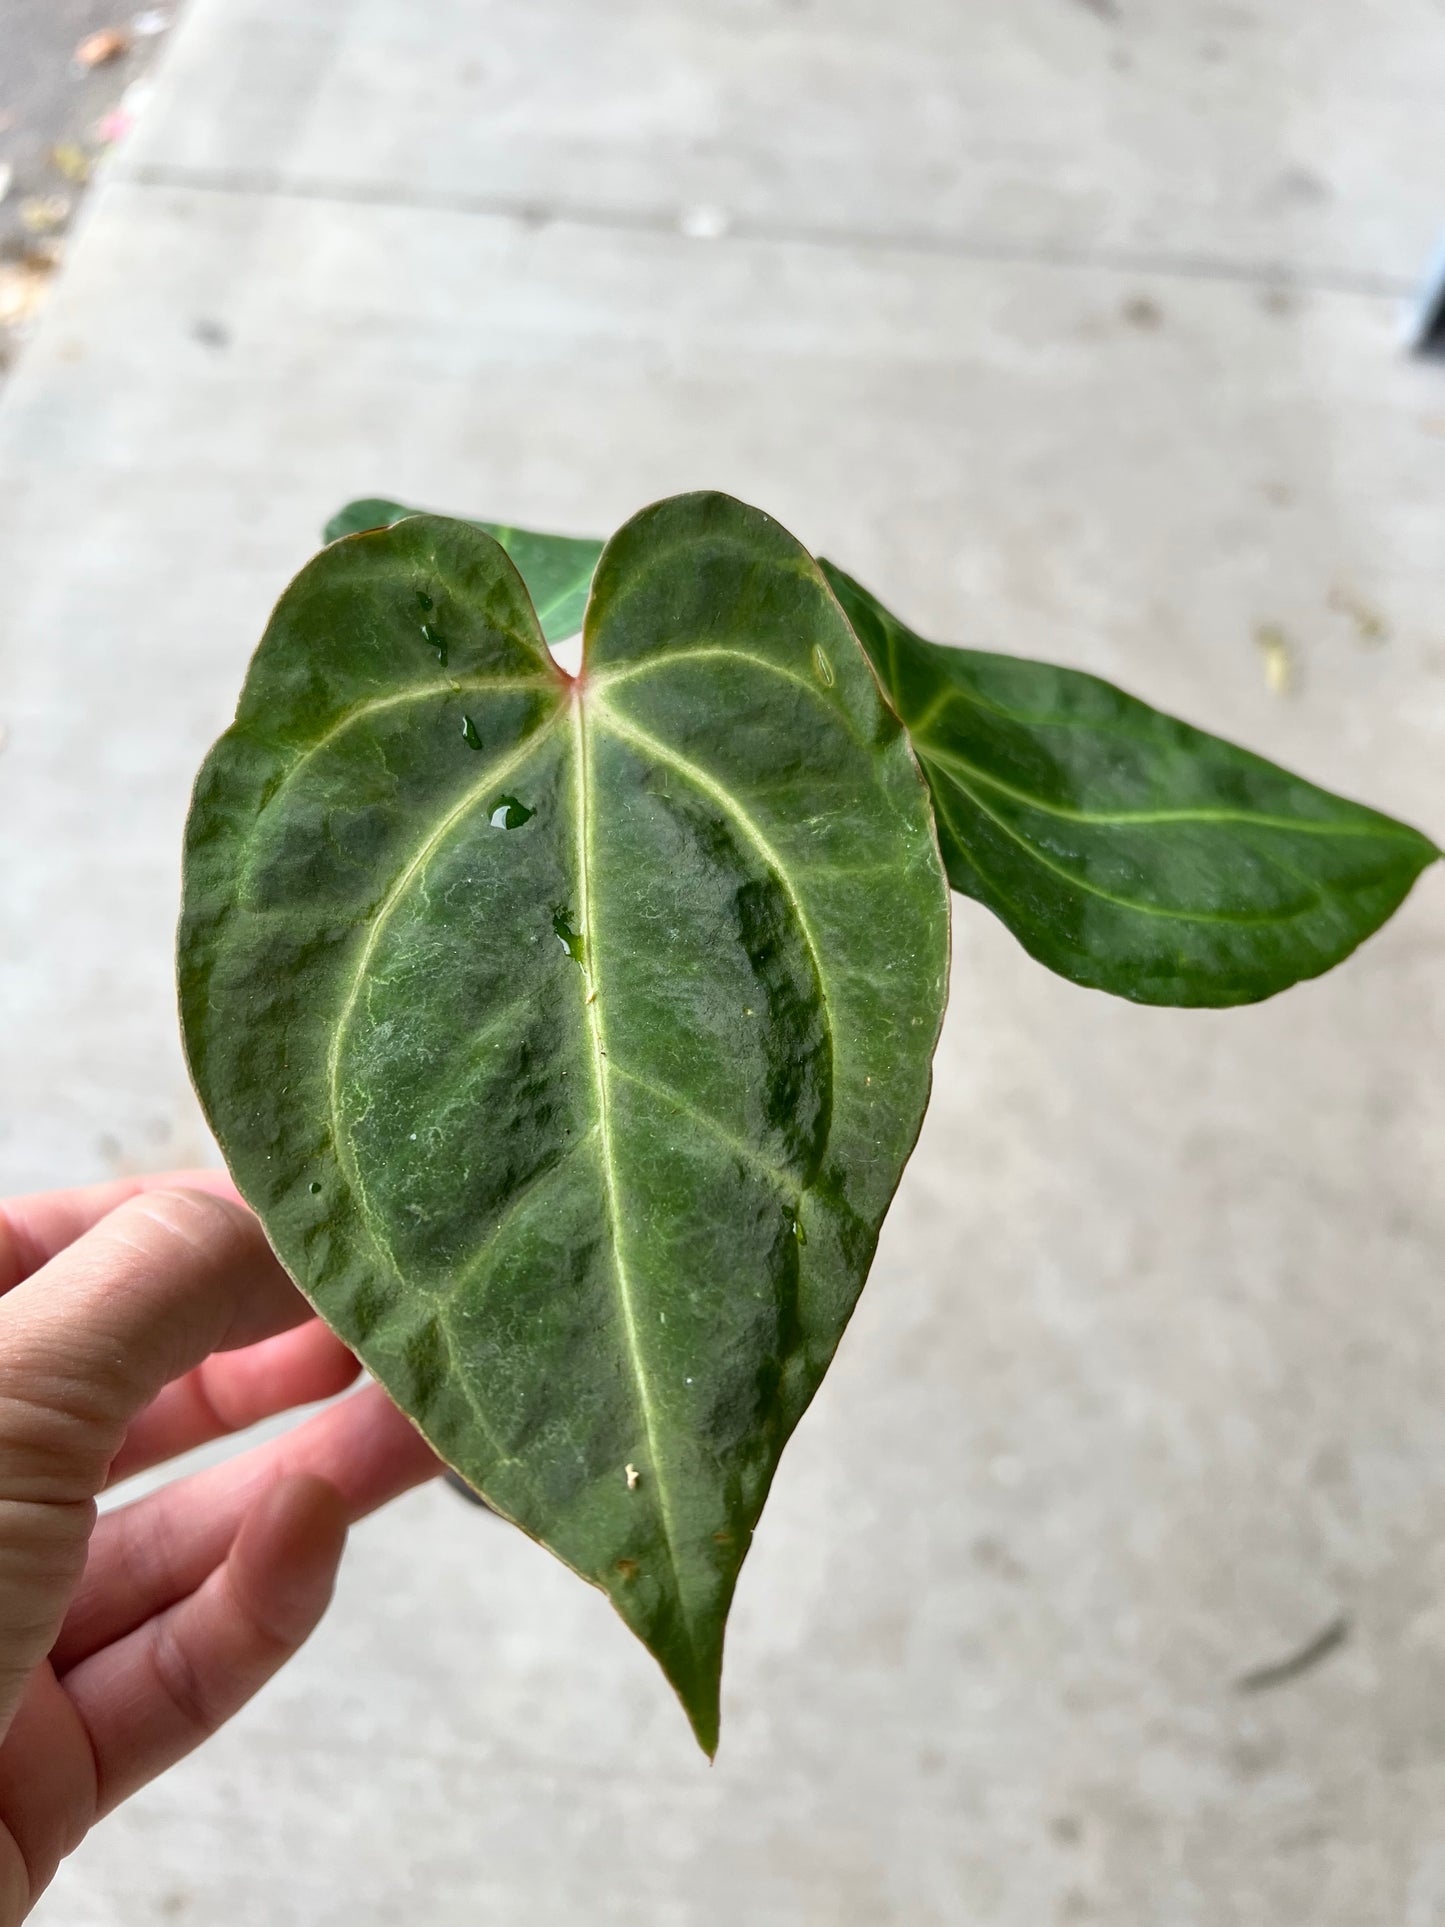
left=0, top=1189, right=304, bottom=1740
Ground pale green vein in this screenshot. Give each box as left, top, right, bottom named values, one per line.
left=896, top=662, right=1111, bottom=734
left=591, top=698, right=837, bottom=1074
left=908, top=685, right=954, bottom=735
left=405, top=986, right=540, bottom=1134
left=571, top=694, right=690, bottom=1626
left=607, top=1058, right=803, bottom=1202
left=326, top=709, right=566, bottom=1253
left=534, top=578, right=593, bottom=630
left=444, top=1127, right=600, bottom=1304
left=250, top=673, right=556, bottom=830
left=919, top=740, right=1426, bottom=842
left=593, top=646, right=864, bottom=746
left=436, top=1318, right=531, bottom=1485
left=927, top=760, right=1324, bottom=928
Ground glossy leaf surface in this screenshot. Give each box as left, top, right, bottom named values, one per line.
left=324, top=497, right=604, bottom=643
left=822, top=563, right=1439, bottom=1007
left=182, top=495, right=949, bottom=1752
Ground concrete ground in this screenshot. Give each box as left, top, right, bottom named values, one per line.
left=0, top=3, right=183, bottom=370
left=1, top=1, right=1443, bottom=1921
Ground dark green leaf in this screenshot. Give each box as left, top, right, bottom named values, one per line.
left=182, top=494, right=950, bottom=1752
left=823, top=562, right=1439, bottom=1008
left=324, top=497, right=603, bottom=643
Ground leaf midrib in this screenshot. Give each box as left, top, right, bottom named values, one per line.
left=317, top=658, right=840, bottom=1647
left=571, top=693, right=692, bottom=1634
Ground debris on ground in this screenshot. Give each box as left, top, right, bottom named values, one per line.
left=1404, top=232, right=1445, bottom=358
left=18, top=195, right=71, bottom=235
left=1328, top=584, right=1388, bottom=649
left=0, top=257, right=58, bottom=328
left=1254, top=623, right=1297, bottom=697
left=2, top=3, right=183, bottom=378
left=94, top=107, right=134, bottom=146
left=74, top=29, right=132, bottom=71
left=1235, top=1615, right=1349, bottom=1693
left=51, top=144, right=92, bottom=186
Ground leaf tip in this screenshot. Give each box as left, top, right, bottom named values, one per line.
left=682, top=1682, right=722, bottom=1762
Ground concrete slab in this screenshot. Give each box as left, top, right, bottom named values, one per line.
left=123, top=0, right=1445, bottom=284
left=0, top=5, right=1440, bottom=1923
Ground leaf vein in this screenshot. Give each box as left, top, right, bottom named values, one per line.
left=592, top=699, right=839, bottom=1083
left=926, top=758, right=1327, bottom=928
left=326, top=710, right=565, bottom=1253
left=918, top=741, right=1426, bottom=842
left=595, top=647, right=866, bottom=747
left=572, top=696, right=692, bottom=1634
left=606, top=1059, right=803, bottom=1201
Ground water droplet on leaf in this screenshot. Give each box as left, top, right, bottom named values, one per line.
left=812, top=645, right=834, bottom=687
left=309, top=1181, right=322, bottom=1195
left=421, top=622, right=448, bottom=666
left=416, top=588, right=434, bottom=612
left=461, top=714, right=483, bottom=750
left=490, top=794, right=534, bottom=829
left=792, top=1215, right=807, bottom=1246
left=552, top=907, right=585, bottom=964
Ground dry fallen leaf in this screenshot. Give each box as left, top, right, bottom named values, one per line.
left=75, top=27, right=131, bottom=68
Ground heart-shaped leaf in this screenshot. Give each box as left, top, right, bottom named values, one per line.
left=324, top=497, right=603, bottom=644
left=821, top=563, right=1439, bottom=1007
left=181, top=493, right=950, bottom=1752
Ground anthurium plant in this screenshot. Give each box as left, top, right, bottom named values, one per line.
left=179, top=491, right=1439, bottom=1754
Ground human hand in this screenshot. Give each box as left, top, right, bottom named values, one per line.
left=0, top=1174, right=441, bottom=1923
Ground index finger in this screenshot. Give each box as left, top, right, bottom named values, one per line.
left=0, top=1169, right=241, bottom=1295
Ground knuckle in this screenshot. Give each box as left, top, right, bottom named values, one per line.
left=149, top=1610, right=227, bottom=1743
left=124, top=1187, right=255, bottom=1255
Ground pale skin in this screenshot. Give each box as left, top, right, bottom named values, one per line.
left=0, top=1174, right=442, bottom=1923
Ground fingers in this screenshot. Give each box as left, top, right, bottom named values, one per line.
left=106, top=1319, right=361, bottom=1487
left=63, top=1475, right=348, bottom=1817
left=0, top=1666, right=102, bottom=1914
left=0, top=1189, right=310, bottom=1508
left=0, top=1171, right=240, bottom=1296
left=0, top=1190, right=308, bottom=1731
left=52, top=1383, right=440, bottom=1672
